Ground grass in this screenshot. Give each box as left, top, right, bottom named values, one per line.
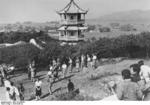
left=84, top=23, right=150, bottom=40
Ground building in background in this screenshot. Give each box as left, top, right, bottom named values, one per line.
left=57, top=0, right=88, bottom=45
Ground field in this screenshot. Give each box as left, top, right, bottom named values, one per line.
left=4, top=58, right=150, bottom=101
left=84, top=23, right=150, bottom=40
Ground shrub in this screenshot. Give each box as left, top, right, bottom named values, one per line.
left=120, top=24, right=136, bottom=31
left=0, top=43, right=40, bottom=68
left=99, top=27, right=111, bottom=32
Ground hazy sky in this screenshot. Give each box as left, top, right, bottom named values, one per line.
left=0, top=0, right=150, bottom=23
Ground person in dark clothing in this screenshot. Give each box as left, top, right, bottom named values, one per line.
left=18, top=83, right=25, bottom=100
left=0, top=75, right=4, bottom=86
left=130, top=64, right=141, bottom=82
left=84, top=55, right=88, bottom=67
left=28, top=64, right=31, bottom=80
left=67, top=79, right=74, bottom=92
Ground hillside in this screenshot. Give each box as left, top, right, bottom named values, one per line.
left=87, top=10, right=150, bottom=24
left=8, top=58, right=150, bottom=101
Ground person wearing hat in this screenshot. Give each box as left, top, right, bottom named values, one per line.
left=47, top=67, right=53, bottom=95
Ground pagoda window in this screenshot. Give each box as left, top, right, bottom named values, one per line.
left=78, top=14, right=81, bottom=20
left=64, top=31, right=67, bottom=35
left=70, top=15, right=74, bottom=20
left=64, top=14, right=66, bottom=20
left=70, top=31, right=74, bottom=36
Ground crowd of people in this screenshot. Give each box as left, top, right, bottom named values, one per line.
left=3, top=53, right=150, bottom=101
left=0, top=54, right=97, bottom=101
left=46, top=54, right=98, bottom=96
left=110, top=60, right=150, bottom=101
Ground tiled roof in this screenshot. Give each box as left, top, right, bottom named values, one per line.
left=57, top=0, right=88, bottom=14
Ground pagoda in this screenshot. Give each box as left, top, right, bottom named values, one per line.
left=57, top=0, right=88, bottom=45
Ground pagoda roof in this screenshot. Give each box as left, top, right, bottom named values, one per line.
left=57, top=0, right=88, bottom=14
left=58, top=26, right=88, bottom=31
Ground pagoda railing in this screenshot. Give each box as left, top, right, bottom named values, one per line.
left=59, top=35, right=84, bottom=41
left=61, top=19, right=85, bottom=25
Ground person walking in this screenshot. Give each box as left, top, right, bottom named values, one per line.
left=28, top=64, right=31, bottom=80
left=87, top=54, right=91, bottom=69
left=62, top=63, right=67, bottom=78
left=30, top=65, right=35, bottom=82
left=10, top=82, right=20, bottom=101
left=6, top=87, right=13, bottom=102
left=32, top=60, right=37, bottom=78
left=68, top=57, right=73, bottom=73
left=4, top=78, right=11, bottom=89
left=81, top=55, right=85, bottom=70
left=47, top=70, right=53, bottom=95
left=75, top=57, right=80, bottom=72
left=92, top=54, right=97, bottom=69
left=0, top=74, right=3, bottom=86
left=0, top=66, right=6, bottom=85
left=18, top=83, right=25, bottom=101
left=67, top=79, right=75, bottom=93
left=0, top=66, right=5, bottom=86
left=35, top=79, right=42, bottom=100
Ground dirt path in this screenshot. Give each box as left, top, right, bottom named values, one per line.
left=7, top=59, right=149, bottom=101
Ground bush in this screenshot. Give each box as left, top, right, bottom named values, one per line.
left=99, top=27, right=111, bottom=32
left=120, top=24, right=136, bottom=31
left=1, top=31, right=150, bottom=69
left=110, top=23, right=120, bottom=29
left=0, top=43, right=40, bottom=68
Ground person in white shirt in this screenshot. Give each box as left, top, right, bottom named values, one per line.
left=35, top=79, right=42, bottom=100
left=87, top=54, right=91, bottom=68
left=62, top=63, right=67, bottom=78
left=47, top=71, right=53, bottom=95
left=35, top=79, right=42, bottom=87
left=49, top=65, right=53, bottom=71
left=4, top=79, right=11, bottom=89
left=69, top=57, right=73, bottom=73
left=81, top=55, right=85, bottom=70
left=10, top=82, right=20, bottom=101
left=47, top=69, right=53, bottom=83
left=92, top=54, right=97, bottom=69
left=6, top=87, right=13, bottom=102
left=138, top=60, right=150, bottom=83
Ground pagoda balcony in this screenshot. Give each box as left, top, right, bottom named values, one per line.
left=59, top=35, right=84, bottom=41
left=60, top=19, right=85, bottom=25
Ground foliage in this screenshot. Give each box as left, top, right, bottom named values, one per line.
left=0, top=43, right=40, bottom=67
left=87, top=25, right=96, bottom=32
left=99, top=27, right=111, bottom=32
left=1, top=31, right=150, bottom=68
left=0, top=31, right=44, bottom=43
left=37, top=31, right=150, bottom=66
left=120, top=24, right=137, bottom=31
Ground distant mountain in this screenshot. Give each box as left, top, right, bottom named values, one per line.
left=87, top=10, right=150, bottom=24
